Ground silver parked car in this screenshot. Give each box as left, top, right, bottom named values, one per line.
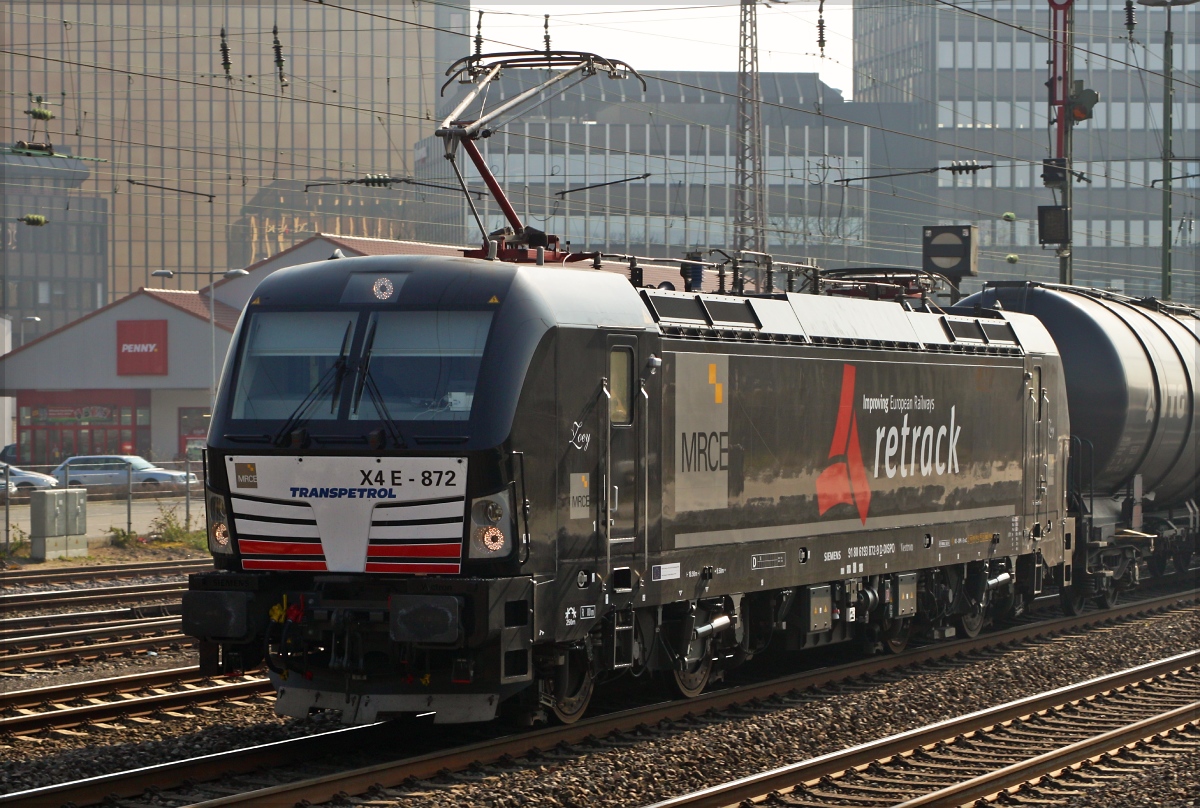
left=51, top=455, right=197, bottom=491
left=0, top=462, right=60, bottom=491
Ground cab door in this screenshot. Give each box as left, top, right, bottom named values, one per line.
left=604, top=335, right=643, bottom=586
left=1026, top=363, right=1048, bottom=534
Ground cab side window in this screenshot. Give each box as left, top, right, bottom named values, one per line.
left=609, top=349, right=633, bottom=425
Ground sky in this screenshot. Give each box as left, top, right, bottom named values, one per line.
left=470, top=3, right=857, bottom=98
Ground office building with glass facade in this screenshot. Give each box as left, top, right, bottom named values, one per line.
left=854, top=0, right=1198, bottom=301
left=411, top=70, right=924, bottom=272
left=2, top=1, right=466, bottom=321
left=0, top=145, right=108, bottom=344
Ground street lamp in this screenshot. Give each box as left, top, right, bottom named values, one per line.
left=151, top=268, right=250, bottom=406
left=19, top=315, right=41, bottom=346
left=1137, top=0, right=1199, bottom=301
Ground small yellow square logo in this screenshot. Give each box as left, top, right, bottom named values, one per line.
left=234, top=463, right=258, bottom=488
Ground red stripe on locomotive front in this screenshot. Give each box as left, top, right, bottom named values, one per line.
left=242, top=559, right=329, bottom=571
left=366, top=543, right=462, bottom=558
left=239, top=539, right=326, bottom=556
left=364, top=562, right=461, bottom=574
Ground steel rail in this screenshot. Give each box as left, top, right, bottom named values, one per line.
left=0, top=677, right=270, bottom=735
left=0, top=558, right=210, bottom=584
left=0, top=630, right=190, bottom=671
left=3, top=590, right=1194, bottom=808
left=3, top=724, right=405, bottom=808
left=0, top=665, right=201, bottom=710
left=894, top=703, right=1200, bottom=808
left=1, top=616, right=179, bottom=646
left=0, top=581, right=186, bottom=609
left=644, top=651, right=1200, bottom=808
left=0, top=605, right=181, bottom=638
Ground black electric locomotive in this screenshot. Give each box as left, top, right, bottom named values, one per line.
left=184, top=253, right=1079, bottom=724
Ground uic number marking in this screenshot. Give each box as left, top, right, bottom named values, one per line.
left=356, top=469, right=458, bottom=487
left=422, top=470, right=456, bottom=486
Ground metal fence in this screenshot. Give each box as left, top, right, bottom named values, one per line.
left=3, top=458, right=205, bottom=553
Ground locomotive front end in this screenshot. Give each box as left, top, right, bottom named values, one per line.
left=183, top=254, right=549, bottom=724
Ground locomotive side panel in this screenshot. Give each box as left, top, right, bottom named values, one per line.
left=548, top=324, right=666, bottom=642
left=659, top=346, right=1037, bottom=597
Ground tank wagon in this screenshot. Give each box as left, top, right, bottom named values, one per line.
left=964, top=283, right=1198, bottom=600
left=183, top=254, right=1074, bottom=724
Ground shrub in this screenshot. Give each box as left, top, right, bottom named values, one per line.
left=106, top=525, right=138, bottom=548
left=148, top=503, right=207, bottom=551
left=3, top=524, right=30, bottom=558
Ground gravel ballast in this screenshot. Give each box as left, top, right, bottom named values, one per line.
left=1, top=607, right=1197, bottom=803
left=1052, top=742, right=1200, bottom=808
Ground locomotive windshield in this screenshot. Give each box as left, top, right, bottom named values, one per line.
left=228, top=309, right=492, bottom=424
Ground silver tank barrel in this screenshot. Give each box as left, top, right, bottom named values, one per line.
left=962, top=284, right=1198, bottom=507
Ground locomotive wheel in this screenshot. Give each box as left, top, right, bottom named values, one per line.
left=955, top=601, right=985, bottom=639
left=1093, top=578, right=1119, bottom=610
left=882, top=618, right=913, bottom=654
left=1175, top=550, right=1194, bottom=576
left=671, top=649, right=713, bottom=699
left=1146, top=550, right=1170, bottom=579
left=549, top=648, right=594, bottom=724
left=1059, top=581, right=1087, bottom=616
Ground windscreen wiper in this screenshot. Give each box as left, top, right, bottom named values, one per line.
left=327, top=323, right=355, bottom=414
left=271, top=322, right=354, bottom=447
left=351, top=320, right=407, bottom=449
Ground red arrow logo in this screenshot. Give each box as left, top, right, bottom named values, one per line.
left=816, top=364, right=871, bottom=524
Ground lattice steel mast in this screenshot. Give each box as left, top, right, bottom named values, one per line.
left=734, top=0, right=767, bottom=255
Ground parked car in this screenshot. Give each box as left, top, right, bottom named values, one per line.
left=50, top=455, right=197, bottom=491
left=0, top=444, right=17, bottom=465
left=0, top=462, right=60, bottom=491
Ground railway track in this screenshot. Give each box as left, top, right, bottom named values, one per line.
left=0, top=667, right=271, bottom=736
left=0, top=558, right=210, bottom=588
left=648, top=651, right=1200, bottom=808
left=0, top=616, right=189, bottom=671
left=5, top=588, right=1193, bottom=808
left=0, top=604, right=181, bottom=637
left=0, top=581, right=187, bottom=611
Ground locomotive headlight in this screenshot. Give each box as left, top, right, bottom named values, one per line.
left=469, top=489, right=514, bottom=558
left=206, top=492, right=233, bottom=555
left=476, top=525, right=506, bottom=552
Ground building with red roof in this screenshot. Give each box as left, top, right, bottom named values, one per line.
left=0, top=233, right=683, bottom=464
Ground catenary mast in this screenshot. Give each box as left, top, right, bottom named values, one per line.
left=734, top=0, right=767, bottom=256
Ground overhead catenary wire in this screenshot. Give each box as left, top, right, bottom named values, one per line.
left=2, top=3, right=1190, bottom=286
left=3, top=8, right=1194, bottom=174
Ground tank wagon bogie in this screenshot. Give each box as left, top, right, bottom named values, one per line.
left=184, top=255, right=1086, bottom=725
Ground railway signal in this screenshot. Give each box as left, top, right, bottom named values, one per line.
left=922, top=225, right=978, bottom=300
left=1041, top=158, right=1068, bottom=188
left=1067, top=82, right=1099, bottom=122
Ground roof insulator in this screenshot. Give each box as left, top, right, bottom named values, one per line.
left=219, top=28, right=232, bottom=78
left=273, top=25, right=288, bottom=87
left=817, top=1, right=827, bottom=56
left=25, top=96, right=55, bottom=121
